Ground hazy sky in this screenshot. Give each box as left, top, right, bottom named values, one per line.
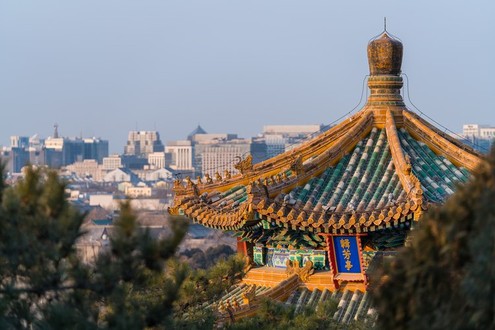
left=1, top=0, right=494, bottom=153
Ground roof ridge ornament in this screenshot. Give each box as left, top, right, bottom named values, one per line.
left=234, top=154, right=253, bottom=176
left=367, top=25, right=403, bottom=76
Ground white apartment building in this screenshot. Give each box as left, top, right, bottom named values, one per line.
left=461, top=124, right=495, bottom=153
left=102, top=155, right=123, bottom=171
left=195, top=138, right=251, bottom=177
left=125, top=186, right=152, bottom=198
left=148, top=152, right=166, bottom=169
left=65, top=159, right=104, bottom=181
left=463, top=124, right=495, bottom=139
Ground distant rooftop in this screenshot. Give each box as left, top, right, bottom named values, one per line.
left=187, top=125, right=207, bottom=140
left=263, top=124, right=323, bottom=134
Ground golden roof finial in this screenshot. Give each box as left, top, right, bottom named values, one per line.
left=367, top=23, right=403, bottom=76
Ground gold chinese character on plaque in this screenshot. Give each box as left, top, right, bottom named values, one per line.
left=340, top=238, right=351, bottom=249
left=345, top=260, right=353, bottom=271
left=342, top=249, right=351, bottom=260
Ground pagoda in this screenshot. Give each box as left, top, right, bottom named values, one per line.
left=169, top=28, right=483, bottom=303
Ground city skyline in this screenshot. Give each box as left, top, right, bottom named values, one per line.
left=1, top=1, right=494, bottom=153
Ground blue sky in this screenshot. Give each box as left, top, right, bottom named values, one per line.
left=1, top=1, right=494, bottom=153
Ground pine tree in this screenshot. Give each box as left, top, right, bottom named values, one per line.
left=0, top=167, right=188, bottom=329
left=372, top=150, right=495, bottom=329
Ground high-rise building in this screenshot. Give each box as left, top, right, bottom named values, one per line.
left=83, top=138, right=109, bottom=163
left=167, top=126, right=271, bottom=178
left=10, top=136, right=29, bottom=149
left=186, top=127, right=244, bottom=177
left=6, top=126, right=109, bottom=170
left=2, top=147, right=30, bottom=174
left=124, top=131, right=164, bottom=157
left=6, top=136, right=31, bottom=173
left=44, top=137, right=84, bottom=168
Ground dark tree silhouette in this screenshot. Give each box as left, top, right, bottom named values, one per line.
left=372, top=150, right=495, bottom=329
left=0, top=167, right=188, bottom=329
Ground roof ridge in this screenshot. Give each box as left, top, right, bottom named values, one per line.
left=403, top=111, right=483, bottom=171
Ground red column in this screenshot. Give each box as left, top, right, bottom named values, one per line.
left=237, top=237, right=248, bottom=256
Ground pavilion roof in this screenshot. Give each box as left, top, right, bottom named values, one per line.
left=169, top=30, right=483, bottom=235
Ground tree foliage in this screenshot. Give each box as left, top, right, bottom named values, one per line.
left=179, top=244, right=236, bottom=269
left=0, top=167, right=188, bottom=329
left=172, top=254, right=245, bottom=329
left=372, top=150, right=495, bottom=329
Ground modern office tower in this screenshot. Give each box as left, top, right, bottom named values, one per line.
left=25, top=134, right=41, bottom=165
left=83, top=138, right=109, bottom=163
left=170, top=126, right=265, bottom=178
left=5, top=126, right=109, bottom=170
left=6, top=136, right=31, bottom=173
left=10, top=136, right=30, bottom=149
left=44, top=137, right=84, bottom=168
left=124, top=131, right=164, bottom=157
left=41, top=125, right=109, bottom=168
left=187, top=126, right=242, bottom=177
left=1, top=147, right=30, bottom=174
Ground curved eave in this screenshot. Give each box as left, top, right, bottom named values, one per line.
left=171, top=194, right=421, bottom=234
left=169, top=197, right=258, bottom=231
left=256, top=200, right=420, bottom=234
